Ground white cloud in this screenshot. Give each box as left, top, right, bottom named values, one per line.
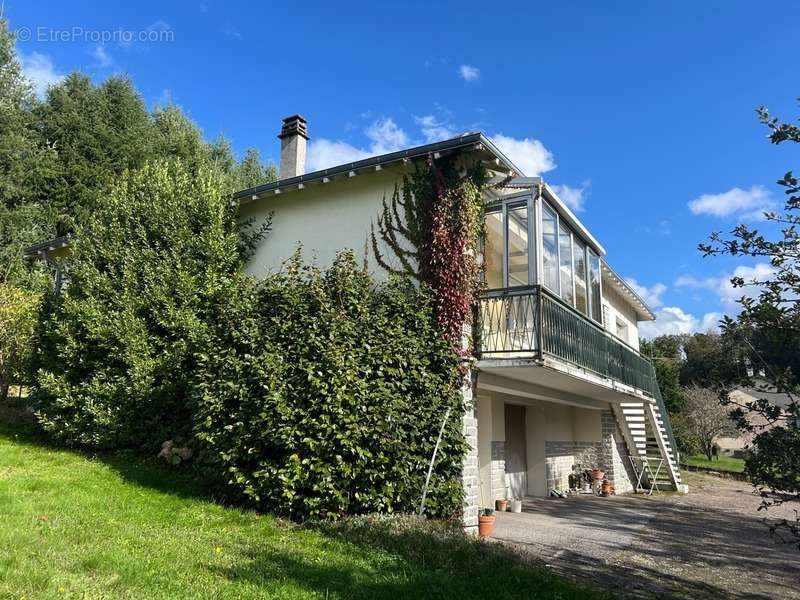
left=675, top=263, right=774, bottom=307
left=92, top=45, right=114, bottom=68
left=415, top=114, right=456, bottom=143
left=364, top=117, right=410, bottom=154
left=306, top=117, right=410, bottom=172
left=625, top=278, right=667, bottom=308
left=552, top=180, right=591, bottom=212
left=489, top=134, right=556, bottom=177
left=688, top=185, right=775, bottom=220
left=459, top=64, right=480, bottom=81
left=20, top=52, right=65, bottom=98
left=305, top=139, right=371, bottom=172
left=640, top=306, right=722, bottom=339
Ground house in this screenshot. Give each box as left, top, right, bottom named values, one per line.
left=26, top=114, right=685, bottom=530
left=239, top=115, right=685, bottom=528
left=715, top=380, right=797, bottom=458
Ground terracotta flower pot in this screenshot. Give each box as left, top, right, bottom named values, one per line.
left=478, top=514, right=496, bottom=537
left=591, top=468, right=605, bottom=481
left=601, top=480, right=613, bottom=496
left=495, top=499, right=508, bottom=512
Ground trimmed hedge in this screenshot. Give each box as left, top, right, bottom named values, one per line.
left=192, top=252, right=467, bottom=520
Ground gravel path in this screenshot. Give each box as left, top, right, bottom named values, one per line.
left=493, top=472, right=800, bottom=599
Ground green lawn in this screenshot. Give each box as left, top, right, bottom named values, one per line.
left=681, top=453, right=746, bottom=473
left=0, top=421, right=611, bottom=600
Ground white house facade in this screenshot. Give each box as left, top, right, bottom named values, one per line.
left=236, top=115, right=685, bottom=530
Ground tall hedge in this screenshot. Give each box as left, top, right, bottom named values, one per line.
left=192, top=252, right=466, bottom=520
left=34, top=160, right=243, bottom=449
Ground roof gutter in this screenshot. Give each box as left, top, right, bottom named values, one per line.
left=234, top=132, right=522, bottom=202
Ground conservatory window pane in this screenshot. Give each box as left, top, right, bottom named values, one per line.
left=574, top=237, right=588, bottom=315
left=484, top=210, right=504, bottom=289
left=588, top=249, right=602, bottom=322
left=558, top=222, right=574, bottom=306
left=541, top=204, right=559, bottom=292
left=507, top=204, right=529, bottom=287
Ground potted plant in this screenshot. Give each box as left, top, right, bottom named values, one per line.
left=478, top=508, right=496, bottom=537
left=495, top=498, right=508, bottom=512
left=510, top=498, right=523, bottom=513
left=591, top=468, right=605, bottom=481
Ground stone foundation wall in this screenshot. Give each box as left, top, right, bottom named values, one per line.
left=490, top=441, right=506, bottom=500
left=461, top=377, right=479, bottom=532
left=600, top=409, right=635, bottom=494
left=545, top=441, right=599, bottom=492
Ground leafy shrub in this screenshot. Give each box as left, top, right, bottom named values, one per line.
left=0, top=284, right=40, bottom=401
left=33, top=160, right=245, bottom=449
left=192, top=252, right=466, bottom=520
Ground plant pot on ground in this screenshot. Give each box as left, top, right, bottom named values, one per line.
left=478, top=508, right=496, bottom=537
left=510, top=499, right=522, bottom=513
left=495, top=498, right=508, bottom=512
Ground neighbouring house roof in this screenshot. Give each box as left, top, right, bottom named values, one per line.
left=732, top=379, right=796, bottom=409
left=23, top=234, right=72, bottom=258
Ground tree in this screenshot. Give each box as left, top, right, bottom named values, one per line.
left=682, top=384, right=737, bottom=460
left=34, top=160, right=248, bottom=449
left=700, top=99, right=800, bottom=547
left=641, top=336, right=685, bottom=413
left=0, top=19, right=57, bottom=290
left=0, top=284, right=40, bottom=401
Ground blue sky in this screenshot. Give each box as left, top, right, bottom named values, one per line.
left=6, top=1, right=800, bottom=336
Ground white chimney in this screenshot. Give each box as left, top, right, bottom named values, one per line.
left=278, top=114, right=309, bottom=178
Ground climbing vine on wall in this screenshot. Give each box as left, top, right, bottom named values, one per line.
left=371, top=154, right=486, bottom=351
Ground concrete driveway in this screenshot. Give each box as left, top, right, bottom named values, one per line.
left=492, top=473, right=800, bottom=599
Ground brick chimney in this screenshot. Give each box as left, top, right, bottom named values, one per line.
left=278, top=114, right=309, bottom=178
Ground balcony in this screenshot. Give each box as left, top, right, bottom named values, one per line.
left=476, top=285, right=659, bottom=397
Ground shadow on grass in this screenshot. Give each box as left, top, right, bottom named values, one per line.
left=208, top=516, right=614, bottom=600
left=0, top=415, right=213, bottom=503
left=0, top=415, right=611, bottom=599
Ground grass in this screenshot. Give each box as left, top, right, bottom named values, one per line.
left=681, top=453, right=746, bottom=473
left=0, top=420, right=612, bottom=600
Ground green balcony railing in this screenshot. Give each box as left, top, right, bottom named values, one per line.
left=476, top=285, right=659, bottom=397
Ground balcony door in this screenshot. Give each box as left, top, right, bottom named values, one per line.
left=483, top=193, right=535, bottom=290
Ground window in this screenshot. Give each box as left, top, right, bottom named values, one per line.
left=573, top=237, right=588, bottom=315
left=541, top=203, right=559, bottom=293
left=558, top=221, right=574, bottom=305
left=507, top=203, right=529, bottom=287
left=483, top=210, right=504, bottom=289
left=588, top=250, right=602, bottom=323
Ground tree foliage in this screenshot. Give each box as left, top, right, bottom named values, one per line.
left=0, top=284, right=40, bottom=401
left=700, top=99, right=800, bottom=547
left=192, top=252, right=466, bottom=520
left=33, top=160, right=250, bottom=449
left=682, top=384, right=736, bottom=460
left=0, top=18, right=276, bottom=289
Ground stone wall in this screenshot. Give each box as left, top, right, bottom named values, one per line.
left=461, top=375, right=479, bottom=532
left=490, top=441, right=506, bottom=500
left=600, top=409, right=635, bottom=494
left=543, top=410, right=636, bottom=494
left=545, top=441, right=599, bottom=492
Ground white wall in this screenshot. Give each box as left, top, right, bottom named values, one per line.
left=240, top=166, right=409, bottom=279
left=602, top=281, right=641, bottom=350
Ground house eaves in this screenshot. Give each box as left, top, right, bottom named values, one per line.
left=601, top=260, right=657, bottom=322
left=233, top=132, right=523, bottom=203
